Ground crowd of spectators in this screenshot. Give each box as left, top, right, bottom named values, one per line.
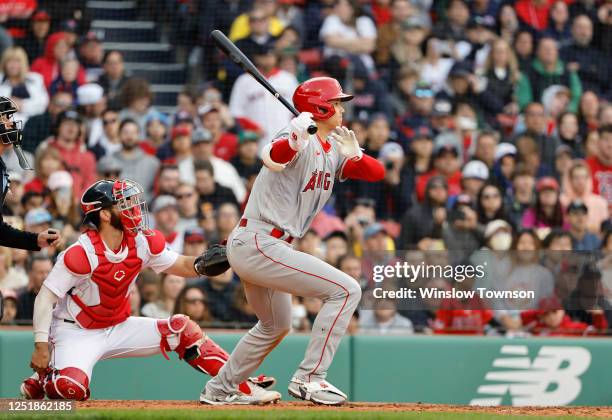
left=1, top=0, right=612, bottom=336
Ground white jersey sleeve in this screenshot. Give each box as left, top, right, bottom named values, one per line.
left=43, top=253, right=88, bottom=299
left=136, top=233, right=180, bottom=274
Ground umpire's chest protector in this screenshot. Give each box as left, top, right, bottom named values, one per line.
left=65, top=230, right=143, bottom=329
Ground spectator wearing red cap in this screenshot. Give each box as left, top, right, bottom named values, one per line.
left=31, top=32, right=86, bottom=89
left=522, top=176, right=569, bottom=232
left=17, top=9, right=51, bottom=63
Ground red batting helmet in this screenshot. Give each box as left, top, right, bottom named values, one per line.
left=292, top=77, right=353, bottom=121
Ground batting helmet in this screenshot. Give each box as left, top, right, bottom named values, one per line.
left=292, top=77, right=353, bottom=121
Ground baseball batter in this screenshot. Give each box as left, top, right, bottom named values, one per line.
left=21, top=179, right=278, bottom=403
left=201, top=77, right=385, bottom=405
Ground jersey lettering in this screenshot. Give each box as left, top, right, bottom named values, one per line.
left=302, top=170, right=332, bottom=193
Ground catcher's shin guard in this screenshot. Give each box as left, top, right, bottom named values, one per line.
left=43, top=367, right=90, bottom=401
left=157, top=314, right=229, bottom=375
left=156, top=314, right=254, bottom=394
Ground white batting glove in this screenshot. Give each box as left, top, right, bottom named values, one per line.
left=329, top=126, right=363, bottom=161
left=288, top=112, right=314, bottom=152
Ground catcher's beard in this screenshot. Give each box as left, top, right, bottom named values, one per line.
left=109, top=209, right=125, bottom=231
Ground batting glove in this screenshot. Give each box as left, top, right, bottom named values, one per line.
left=288, top=112, right=314, bottom=152
left=329, top=126, right=363, bottom=161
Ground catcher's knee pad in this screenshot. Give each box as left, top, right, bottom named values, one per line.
left=157, top=314, right=229, bottom=376
left=43, top=367, right=90, bottom=401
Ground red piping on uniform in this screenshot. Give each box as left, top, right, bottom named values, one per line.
left=254, top=233, right=349, bottom=381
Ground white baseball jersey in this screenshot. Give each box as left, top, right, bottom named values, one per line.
left=243, top=129, right=348, bottom=238
left=44, top=232, right=178, bottom=323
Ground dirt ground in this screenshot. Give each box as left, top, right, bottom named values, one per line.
left=76, top=400, right=612, bottom=417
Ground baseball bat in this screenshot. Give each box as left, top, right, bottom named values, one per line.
left=211, top=29, right=317, bottom=135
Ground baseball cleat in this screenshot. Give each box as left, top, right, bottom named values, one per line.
left=20, top=377, right=45, bottom=400
left=200, top=383, right=281, bottom=406
left=248, top=374, right=276, bottom=389
left=288, top=377, right=347, bottom=405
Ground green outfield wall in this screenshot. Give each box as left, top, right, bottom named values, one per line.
left=1, top=330, right=611, bottom=406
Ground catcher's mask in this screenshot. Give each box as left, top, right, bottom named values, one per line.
left=0, top=96, right=31, bottom=170
left=81, top=179, right=151, bottom=236
left=112, top=179, right=151, bottom=236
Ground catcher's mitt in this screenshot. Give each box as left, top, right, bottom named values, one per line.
left=194, top=244, right=231, bottom=277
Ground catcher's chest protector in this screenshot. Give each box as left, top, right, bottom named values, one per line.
left=70, top=230, right=142, bottom=329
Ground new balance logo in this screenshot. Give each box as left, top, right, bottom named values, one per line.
left=470, top=345, right=591, bottom=406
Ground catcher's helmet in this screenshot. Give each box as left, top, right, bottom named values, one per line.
left=292, top=77, right=353, bottom=121
left=81, top=179, right=151, bottom=236
left=81, top=180, right=118, bottom=227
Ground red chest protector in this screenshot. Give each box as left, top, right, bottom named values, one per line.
left=69, top=230, right=142, bottom=329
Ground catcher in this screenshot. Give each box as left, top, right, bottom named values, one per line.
left=21, top=179, right=279, bottom=403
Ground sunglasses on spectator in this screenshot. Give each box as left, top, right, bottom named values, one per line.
left=249, top=15, right=267, bottom=22
left=103, top=118, right=118, bottom=125
left=176, top=192, right=194, bottom=199
left=185, top=298, right=205, bottom=304
left=482, top=193, right=500, bottom=199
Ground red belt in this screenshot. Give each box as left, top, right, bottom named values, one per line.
left=239, top=219, right=294, bottom=244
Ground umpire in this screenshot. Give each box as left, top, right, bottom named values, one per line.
left=0, top=97, right=60, bottom=313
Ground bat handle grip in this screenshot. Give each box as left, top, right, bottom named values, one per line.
left=307, top=124, right=318, bottom=135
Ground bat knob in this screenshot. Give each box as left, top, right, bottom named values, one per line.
left=307, top=124, right=318, bottom=135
